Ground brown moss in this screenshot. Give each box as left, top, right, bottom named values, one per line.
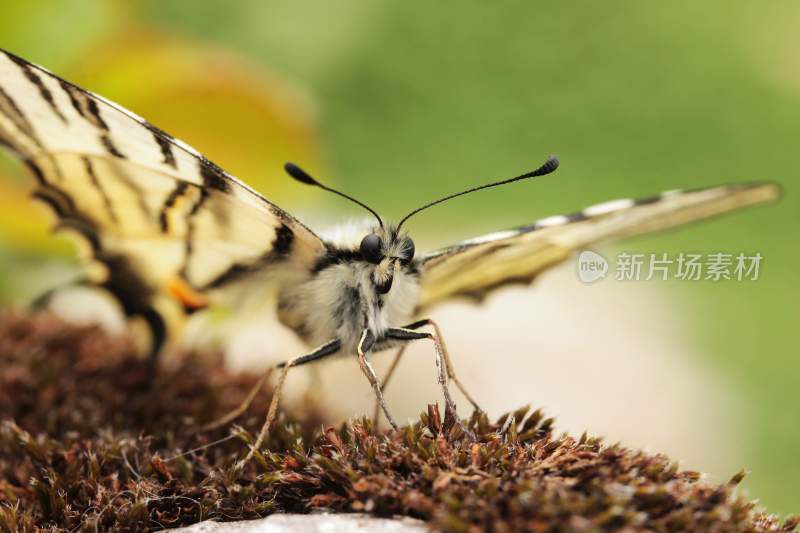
left=0, top=310, right=796, bottom=532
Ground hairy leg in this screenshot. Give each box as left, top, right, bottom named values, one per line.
left=238, top=338, right=342, bottom=467
left=356, top=329, right=398, bottom=430
left=201, top=338, right=341, bottom=431
left=384, top=326, right=463, bottom=432
left=200, top=370, right=270, bottom=432
left=401, top=318, right=483, bottom=412
left=372, top=344, right=408, bottom=427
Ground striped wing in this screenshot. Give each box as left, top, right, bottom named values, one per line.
left=417, top=183, right=780, bottom=309
left=0, top=49, right=325, bottom=351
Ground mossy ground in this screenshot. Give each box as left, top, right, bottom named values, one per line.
left=0, top=311, right=796, bottom=532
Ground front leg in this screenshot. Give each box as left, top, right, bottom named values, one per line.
left=384, top=325, right=462, bottom=428
left=357, top=329, right=399, bottom=430
left=391, top=319, right=483, bottom=413
left=372, top=344, right=408, bottom=427
left=402, top=318, right=483, bottom=413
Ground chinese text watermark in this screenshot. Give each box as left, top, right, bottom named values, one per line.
left=577, top=251, right=762, bottom=283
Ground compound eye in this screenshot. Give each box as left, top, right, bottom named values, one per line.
left=360, top=234, right=383, bottom=264
left=401, top=238, right=415, bottom=265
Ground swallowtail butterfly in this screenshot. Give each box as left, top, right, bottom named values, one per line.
left=0, top=49, right=780, bottom=457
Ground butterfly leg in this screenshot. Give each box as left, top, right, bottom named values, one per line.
left=399, top=319, right=483, bottom=413
left=372, top=344, right=408, bottom=427
left=201, top=337, right=340, bottom=429
left=384, top=326, right=471, bottom=437
left=200, top=371, right=270, bottom=432
left=357, top=329, right=399, bottom=430
left=236, top=338, right=341, bottom=466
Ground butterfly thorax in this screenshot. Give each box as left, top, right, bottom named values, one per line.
left=277, top=224, right=420, bottom=352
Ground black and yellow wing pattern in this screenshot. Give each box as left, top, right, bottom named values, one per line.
left=417, top=183, right=779, bottom=309
left=0, top=49, right=326, bottom=354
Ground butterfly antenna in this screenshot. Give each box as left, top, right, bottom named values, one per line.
left=284, top=162, right=384, bottom=229
left=397, top=155, right=559, bottom=230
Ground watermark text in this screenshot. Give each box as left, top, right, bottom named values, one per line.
left=577, top=251, right=762, bottom=283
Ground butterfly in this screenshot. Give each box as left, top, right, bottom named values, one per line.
left=0, top=49, right=780, bottom=459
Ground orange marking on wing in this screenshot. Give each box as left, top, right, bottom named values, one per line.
left=166, top=277, right=209, bottom=311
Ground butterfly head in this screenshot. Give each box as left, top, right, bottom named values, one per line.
left=360, top=226, right=415, bottom=294
left=285, top=156, right=559, bottom=294
left=284, top=162, right=415, bottom=294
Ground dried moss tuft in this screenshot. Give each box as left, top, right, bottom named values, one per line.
left=0, top=311, right=796, bottom=532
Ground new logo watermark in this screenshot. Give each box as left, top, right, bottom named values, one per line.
left=577, top=251, right=762, bottom=283
left=577, top=250, right=609, bottom=283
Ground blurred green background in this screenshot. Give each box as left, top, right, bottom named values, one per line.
left=1, top=0, right=798, bottom=514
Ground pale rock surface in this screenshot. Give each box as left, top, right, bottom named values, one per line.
left=172, top=513, right=426, bottom=533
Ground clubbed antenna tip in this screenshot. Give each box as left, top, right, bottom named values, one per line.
left=284, top=162, right=383, bottom=228
left=284, top=162, right=317, bottom=186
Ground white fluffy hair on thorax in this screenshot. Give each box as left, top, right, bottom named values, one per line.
left=320, top=219, right=378, bottom=248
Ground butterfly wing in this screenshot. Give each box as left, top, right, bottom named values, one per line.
left=416, top=183, right=780, bottom=310
left=0, top=49, right=326, bottom=352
